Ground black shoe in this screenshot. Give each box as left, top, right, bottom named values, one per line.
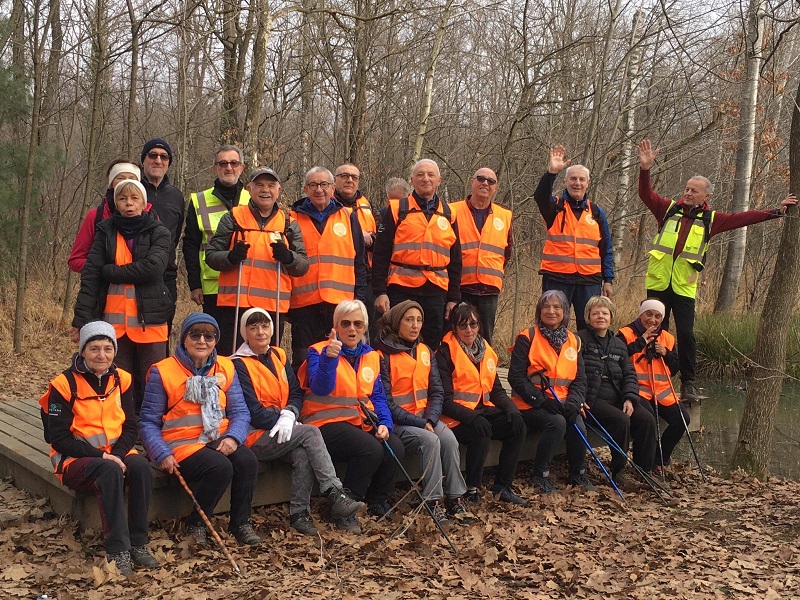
left=290, top=511, right=319, bottom=536
left=492, top=485, right=528, bottom=506
left=426, top=500, right=451, bottom=527
left=531, top=475, right=558, bottom=495
left=333, top=514, right=362, bottom=535
left=231, top=522, right=262, bottom=546
left=326, top=487, right=366, bottom=520
left=367, top=500, right=396, bottom=522
left=186, top=523, right=208, bottom=545
left=446, top=497, right=478, bottom=525
left=463, top=489, right=481, bottom=504
left=107, top=550, right=133, bottom=576
left=568, top=472, right=597, bottom=492
left=129, top=545, right=158, bottom=568
left=681, top=381, right=699, bottom=402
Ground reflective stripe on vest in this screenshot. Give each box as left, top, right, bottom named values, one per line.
left=217, top=205, right=292, bottom=313
left=510, top=327, right=579, bottom=411
left=191, top=188, right=251, bottom=295
left=234, top=349, right=291, bottom=447
left=380, top=345, right=432, bottom=417
left=289, top=209, right=356, bottom=308
left=619, top=326, right=678, bottom=406
left=102, top=232, right=167, bottom=343
left=439, top=331, right=498, bottom=429
left=451, top=200, right=511, bottom=291
left=539, top=199, right=602, bottom=276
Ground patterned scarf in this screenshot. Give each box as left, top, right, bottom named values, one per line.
left=184, top=375, right=223, bottom=444
left=458, top=334, right=487, bottom=365
left=538, top=322, right=568, bottom=354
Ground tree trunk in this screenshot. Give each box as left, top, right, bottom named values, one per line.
left=714, top=0, right=765, bottom=313
left=242, top=0, right=272, bottom=165
left=729, top=76, right=800, bottom=479
left=125, top=0, right=140, bottom=158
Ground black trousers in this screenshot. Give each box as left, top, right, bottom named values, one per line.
left=519, top=408, right=587, bottom=476
left=587, top=398, right=657, bottom=473
left=541, top=275, right=601, bottom=331
left=646, top=286, right=696, bottom=382
left=319, top=421, right=405, bottom=504
left=62, top=454, right=153, bottom=554
left=460, top=292, right=499, bottom=344
left=288, top=302, right=337, bottom=372
left=178, top=444, right=259, bottom=530
left=451, top=409, right=525, bottom=489
left=115, top=335, right=167, bottom=413
left=640, top=399, right=690, bottom=466
left=387, top=288, right=446, bottom=350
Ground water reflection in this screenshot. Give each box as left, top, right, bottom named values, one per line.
left=672, top=379, right=800, bottom=478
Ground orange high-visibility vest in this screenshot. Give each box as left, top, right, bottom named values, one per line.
left=298, top=341, right=379, bottom=430
left=156, top=356, right=235, bottom=462
left=619, top=326, right=678, bottom=406
left=451, top=200, right=511, bottom=291
left=289, top=209, right=356, bottom=308
left=217, top=205, right=292, bottom=313
left=380, top=344, right=432, bottom=418
left=102, top=233, right=168, bottom=343
left=353, top=196, right=376, bottom=268
left=439, top=331, right=498, bottom=428
left=387, top=195, right=457, bottom=291
left=510, top=327, right=579, bottom=411
left=41, top=369, right=134, bottom=482
left=234, top=348, right=291, bottom=447
left=539, top=200, right=602, bottom=276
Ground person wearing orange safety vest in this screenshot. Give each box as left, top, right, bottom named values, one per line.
left=206, top=167, right=309, bottom=352
left=507, top=290, right=592, bottom=495
left=72, top=179, right=171, bottom=411
left=139, top=313, right=262, bottom=547
left=297, top=300, right=402, bottom=535
left=450, top=167, right=513, bottom=344
left=618, top=298, right=686, bottom=474
left=534, top=146, right=614, bottom=331
left=288, top=167, right=367, bottom=372
left=372, top=159, right=463, bottom=351
left=435, top=303, right=527, bottom=505
left=41, top=321, right=156, bottom=576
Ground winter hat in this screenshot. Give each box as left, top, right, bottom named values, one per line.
left=638, top=299, right=666, bottom=317
left=141, top=138, right=173, bottom=164
left=107, top=163, right=141, bottom=188
left=239, top=307, right=273, bottom=340
left=114, top=179, right=148, bottom=201
left=180, top=312, right=220, bottom=343
left=79, top=321, right=118, bottom=354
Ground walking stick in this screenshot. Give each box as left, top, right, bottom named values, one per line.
left=645, top=358, right=666, bottom=480
left=274, top=261, right=281, bottom=347
left=173, top=468, right=241, bottom=573
left=660, top=357, right=706, bottom=482
left=232, top=261, right=243, bottom=352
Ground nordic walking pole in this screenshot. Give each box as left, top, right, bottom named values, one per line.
left=174, top=468, right=240, bottom=573
left=275, top=261, right=281, bottom=347
left=357, top=400, right=459, bottom=555
left=645, top=358, right=666, bottom=480
left=660, top=356, right=706, bottom=482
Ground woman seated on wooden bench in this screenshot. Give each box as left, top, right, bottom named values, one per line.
left=40, top=321, right=157, bottom=576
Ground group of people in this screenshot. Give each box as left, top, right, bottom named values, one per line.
left=47, top=137, right=796, bottom=574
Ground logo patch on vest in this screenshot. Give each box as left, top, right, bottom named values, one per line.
left=493, top=217, right=505, bottom=231
left=486, top=357, right=496, bottom=373
left=437, top=216, right=449, bottom=231
left=585, top=214, right=596, bottom=225
left=564, top=347, right=578, bottom=361
left=421, top=350, right=430, bottom=366
left=280, top=368, right=288, bottom=383
left=361, top=366, right=375, bottom=383
left=332, top=222, right=348, bottom=237
left=216, top=373, right=227, bottom=388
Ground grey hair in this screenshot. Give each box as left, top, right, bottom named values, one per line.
left=385, top=177, right=412, bottom=198
left=689, top=175, right=714, bottom=195
left=214, top=144, right=244, bottom=164
left=333, top=299, right=369, bottom=341
left=305, top=166, right=334, bottom=184
left=584, top=295, right=616, bottom=325
left=565, top=164, right=590, bottom=180
left=535, top=290, right=570, bottom=329
left=411, top=159, right=440, bottom=177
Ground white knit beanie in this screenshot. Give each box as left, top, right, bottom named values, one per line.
left=79, top=321, right=118, bottom=354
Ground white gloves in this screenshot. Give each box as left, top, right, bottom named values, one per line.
left=269, top=409, right=297, bottom=444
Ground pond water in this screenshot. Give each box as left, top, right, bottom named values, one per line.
left=671, top=378, right=800, bottom=479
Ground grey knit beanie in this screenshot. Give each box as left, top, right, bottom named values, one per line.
left=79, top=321, right=118, bottom=354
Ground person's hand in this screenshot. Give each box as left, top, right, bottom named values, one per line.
left=103, top=452, right=127, bottom=474
left=781, top=193, right=797, bottom=214
left=375, top=425, right=389, bottom=440
left=159, top=455, right=179, bottom=474
left=602, top=282, right=613, bottom=298
left=622, top=400, right=634, bottom=417
left=227, top=241, right=250, bottom=265
left=543, top=397, right=564, bottom=415
left=375, top=294, right=390, bottom=314
left=216, top=437, right=238, bottom=456
left=270, top=240, right=294, bottom=265
left=548, top=145, right=571, bottom=174
left=424, top=421, right=435, bottom=433
left=562, top=402, right=579, bottom=424
left=642, top=325, right=659, bottom=345
left=269, top=409, right=297, bottom=443
left=471, top=415, right=493, bottom=438
left=325, top=328, right=342, bottom=358
left=190, top=289, right=204, bottom=306
left=444, top=301, right=456, bottom=320
left=69, top=326, right=80, bottom=344
left=654, top=342, right=666, bottom=357
left=363, top=230, right=374, bottom=247
left=638, top=139, right=660, bottom=171
left=508, top=412, right=526, bottom=436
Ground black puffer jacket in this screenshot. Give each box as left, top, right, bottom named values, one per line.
left=72, top=213, right=172, bottom=329
left=577, top=328, right=639, bottom=407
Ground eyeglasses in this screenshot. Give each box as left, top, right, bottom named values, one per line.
left=474, top=175, right=497, bottom=185
left=340, top=320, right=365, bottom=330
left=336, top=173, right=360, bottom=181
left=147, top=152, right=169, bottom=162
left=216, top=160, right=242, bottom=169
left=456, top=321, right=480, bottom=330
left=187, top=331, right=217, bottom=342
left=306, top=182, right=331, bottom=190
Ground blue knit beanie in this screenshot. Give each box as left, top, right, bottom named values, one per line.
left=141, top=138, right=173, bottom=164
left=180, top=312, right=220, bottom=343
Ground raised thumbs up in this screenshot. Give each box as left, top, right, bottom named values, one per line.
left=325, top=328, right=342, bottom=358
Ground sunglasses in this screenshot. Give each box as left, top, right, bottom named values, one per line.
left=340, top=320, right=365, bottom=329
left=216, top=160, right=242, bottom=169
left=187, top=331, right=217, bottom=342
left=457, top=321, right=480, bottom=330
left=147, top=152, right=169, bottom=162
left=474, top=175, right=497, bottom=185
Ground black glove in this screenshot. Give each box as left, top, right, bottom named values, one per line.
left=644, top=341, right=657, bottom=362
left=471, top=415, right=493, bottom=438
left=270, top=240, right=294, bottom=265
left=228, top=241, right=250, bottom=265
left=562, top=401, right=580, bottom=424
left=507, top=412, right=526, bottom=437
left=543, top=397, right=564, bottom=415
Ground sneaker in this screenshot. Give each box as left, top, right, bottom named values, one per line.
left=568, top=472, right=597, bottom=492
left=333, top=514, right=362, bottom=535
left=681, top=381, right=699, bottom=402
left=186, top=523, right=208, bottom=545
left=531, top=475, right=558, bottom=495
left=492, top=485, right=528, bottom=506
left=367, top=500, right=396, bottom=522
left=326, top=488, right=366, bottom=520
left=231, top=522, right=262, bottom=546
left=290, top=511, right=319, bottom=536
left=463, top=489, right=481, bottom=504
left=129, top=545, right=158, bottom=568
left=426, top=500, right=451, bottom=527
left=446, top=497, right=478, bottom=525
left=107, top=550, right=133, bottom=576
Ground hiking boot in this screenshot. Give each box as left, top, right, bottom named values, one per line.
left=186, top=523, right=208, bottom=545
left=367, top=500, right=396, bottom=522
left=446, top=497, right=478, bottom=525
left=290, top=511, right=319, bottom=536
left=231, top=522, right=262, bottom=546
left=568, top=472, right=597, bottom=492
left=326, top=487, right=366, bottom=520
left=107, top=550, right=133, bottom=577
left=426, top=500, right=451, bottom=527
left=463, top=489, right=481, bottom=504
left=613, top=470, right=646, bottom=493
left=333, top=514, right=362, bottom=535
left=531, top=474, right=558, bottom=495
left=129, top=545, right=158, bottom=568
left=492, top=485, right=528, bottom=506
left=681, top=381, right=699, bottom=402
